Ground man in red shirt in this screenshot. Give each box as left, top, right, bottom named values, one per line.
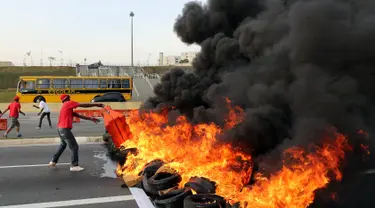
left=0, top=96, right=25, bottom=138
left=49, top=94, right=103, bottom=172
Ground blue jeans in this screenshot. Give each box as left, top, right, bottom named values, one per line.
left=52, top=128, right=79, bottom=166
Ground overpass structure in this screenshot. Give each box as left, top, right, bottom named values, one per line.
left=75, top=65, right=160, bottom=102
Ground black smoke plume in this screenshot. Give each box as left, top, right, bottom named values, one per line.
left=143, top=0, right=375, bottom=206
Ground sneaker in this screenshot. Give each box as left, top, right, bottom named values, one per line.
left=70, top=166, right=84, bottom=172
left=36, top=127, right=41, bottom=130
left=17, top=134, right=22, bottom=138
left=50, top=126, right=53, bottom=129
left=3, top=133, right=7, bottom=138
left=48, top=161, right=56, bottom=168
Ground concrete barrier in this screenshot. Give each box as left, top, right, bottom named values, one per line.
left=0, top=102, right=142, bottom=113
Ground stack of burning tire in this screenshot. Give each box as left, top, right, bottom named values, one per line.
left=103, top=134, right=235, bottom=208
left=129, top=159, right=230, bottom=208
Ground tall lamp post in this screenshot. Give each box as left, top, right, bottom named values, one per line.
left=130, top=11, right=134, bottom=67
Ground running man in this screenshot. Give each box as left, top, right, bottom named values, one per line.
left=49, top=94, right=103, bottom=172
left=33, top=98, right=52, bottom=129
left=0, top=96, right=25, bottom=138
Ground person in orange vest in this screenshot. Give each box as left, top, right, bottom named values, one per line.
left=49, top=94, right=103, bottom=172
left=0, top=96, right=26, bottom=138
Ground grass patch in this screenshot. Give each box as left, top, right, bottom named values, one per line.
left=0, top=66, right=75, bottom=89
left=0, top=89, right=16, bottom=103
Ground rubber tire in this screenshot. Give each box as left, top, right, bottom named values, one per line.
left=183, top=194, right=226, bottom=208
left=142, top=173, right=158, bottom=196
left=140, top=159, right=164, bottom=177
left=184, top=177, right=216, bottom=194
left=33, top=96, right=45, bottom=103
left=102, top=132, right=110, bottom=143
left=148, top=172, right=182, bottom=192
left=104, top=137, right=127, bottom=165
left=154, top=188, right=192, bottom=208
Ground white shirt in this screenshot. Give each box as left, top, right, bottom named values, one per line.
left=39, top=101, right=50, bottom=113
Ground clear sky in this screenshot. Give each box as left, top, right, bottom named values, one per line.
left=0, top=0, right=201, bottom=66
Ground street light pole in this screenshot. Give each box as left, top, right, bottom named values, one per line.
left=130, top=11, right=134, bottom=67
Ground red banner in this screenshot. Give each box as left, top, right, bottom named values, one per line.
left=0, top=119, right=7, bottom=130
left=73, top=109, right=131, bottom=118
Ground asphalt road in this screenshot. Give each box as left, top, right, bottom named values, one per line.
left=133, top=78, right=156, bottom=102
left=0, top=76, right=160, bottom=138
left=0, top=115, right=105, bottom=138
left=0, top=143, right=140, bottom=208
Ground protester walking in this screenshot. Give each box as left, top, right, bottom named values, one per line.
left=33, top=98, right=52, bottom=129
left=49, top=94, right=103, bottom=172
left=0, top=96, right=25, bottom=138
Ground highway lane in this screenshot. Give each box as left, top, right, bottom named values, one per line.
left=133, top=78, right=156, bottom=102
left=0, top=115, right=105, bottom=138
left=0, top=144, right=139, bottom=208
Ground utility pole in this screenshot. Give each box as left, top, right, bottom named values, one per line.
left=59, top=50, right=63, bottom=66
left=40, top=49, right=43, bottom=66
left=130, top=11, right=134, bottom=67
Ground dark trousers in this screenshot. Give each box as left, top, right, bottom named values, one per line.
left=38, top=112, right=52, bottom=127
left=52, top=128, right=79, bottom=166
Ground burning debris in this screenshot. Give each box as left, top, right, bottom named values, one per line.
left=103, top=0, right=375, bottom=207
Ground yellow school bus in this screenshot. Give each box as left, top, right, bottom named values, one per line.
left=16, top=76, right=133, bottom=103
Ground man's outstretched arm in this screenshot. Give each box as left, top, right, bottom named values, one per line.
left=73, top=112, right=100, bottom=123
left=78, top=103, right=104, bottom=108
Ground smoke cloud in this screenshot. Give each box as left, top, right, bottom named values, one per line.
left=143, top=0, right=375, bottom=206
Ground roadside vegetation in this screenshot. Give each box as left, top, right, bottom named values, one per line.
left=0, top=66, right=75, bottom=102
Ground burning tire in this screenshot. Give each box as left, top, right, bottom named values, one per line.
left=141, top=160, right=164, bottom=196
left=148, top=172, right=182, bottom=192
left=154, top=188, right=192, bottom=208
left=184, top=177, right=216, bottom=194
left=183, top=194, right=226, bottom=208
left=104, top=136, right=136, bottom=166
left=102, top=133, right=109, bottom=143
left=104, top=136, right=125, bottom=163
left=140, top=159, right=164, bottom=177
left=142, top=174, right=157, bottom=196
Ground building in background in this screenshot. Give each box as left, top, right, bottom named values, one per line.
left=158, top=51, right=198, bottom=66
left=180, top=52, right=198, bottom=64
left=0, top=61, right=14, bottom=67
left=164, top=56, right=181, bottom=66
left=158, top=52, right=164, bottom=66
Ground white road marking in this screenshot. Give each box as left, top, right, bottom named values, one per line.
left=129, top=187, right=155, bottom=208
left=0, top=163, right=70, bottom=169
left=0, top=195, right=134, bottom=208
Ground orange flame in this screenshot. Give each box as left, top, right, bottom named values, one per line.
left=237, top=131, right=350, bottom=207
left=116, top=99, right=354, bottom=207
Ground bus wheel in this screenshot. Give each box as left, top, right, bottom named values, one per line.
left=34, top=96, right=46, bottom=103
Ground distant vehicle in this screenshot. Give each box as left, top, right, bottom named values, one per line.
left=91, top=92, right=126, bottom=102
left=16, top=76, right=133, bottom=103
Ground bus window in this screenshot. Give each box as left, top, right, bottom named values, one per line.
left=122, top=79, right=130, bottom=88
left=70, top=79, right=83, bottom=88
left=53, top=79, right=68, bottom=89
left=19, top=80, right=35, bottom=92
left=108, top=79, right=121, bottom=88
left=37, top=79, right=51, bottom=89
left=84, top=79, right=99, bottom=88
left=99, top=79, right=107, bottom=88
